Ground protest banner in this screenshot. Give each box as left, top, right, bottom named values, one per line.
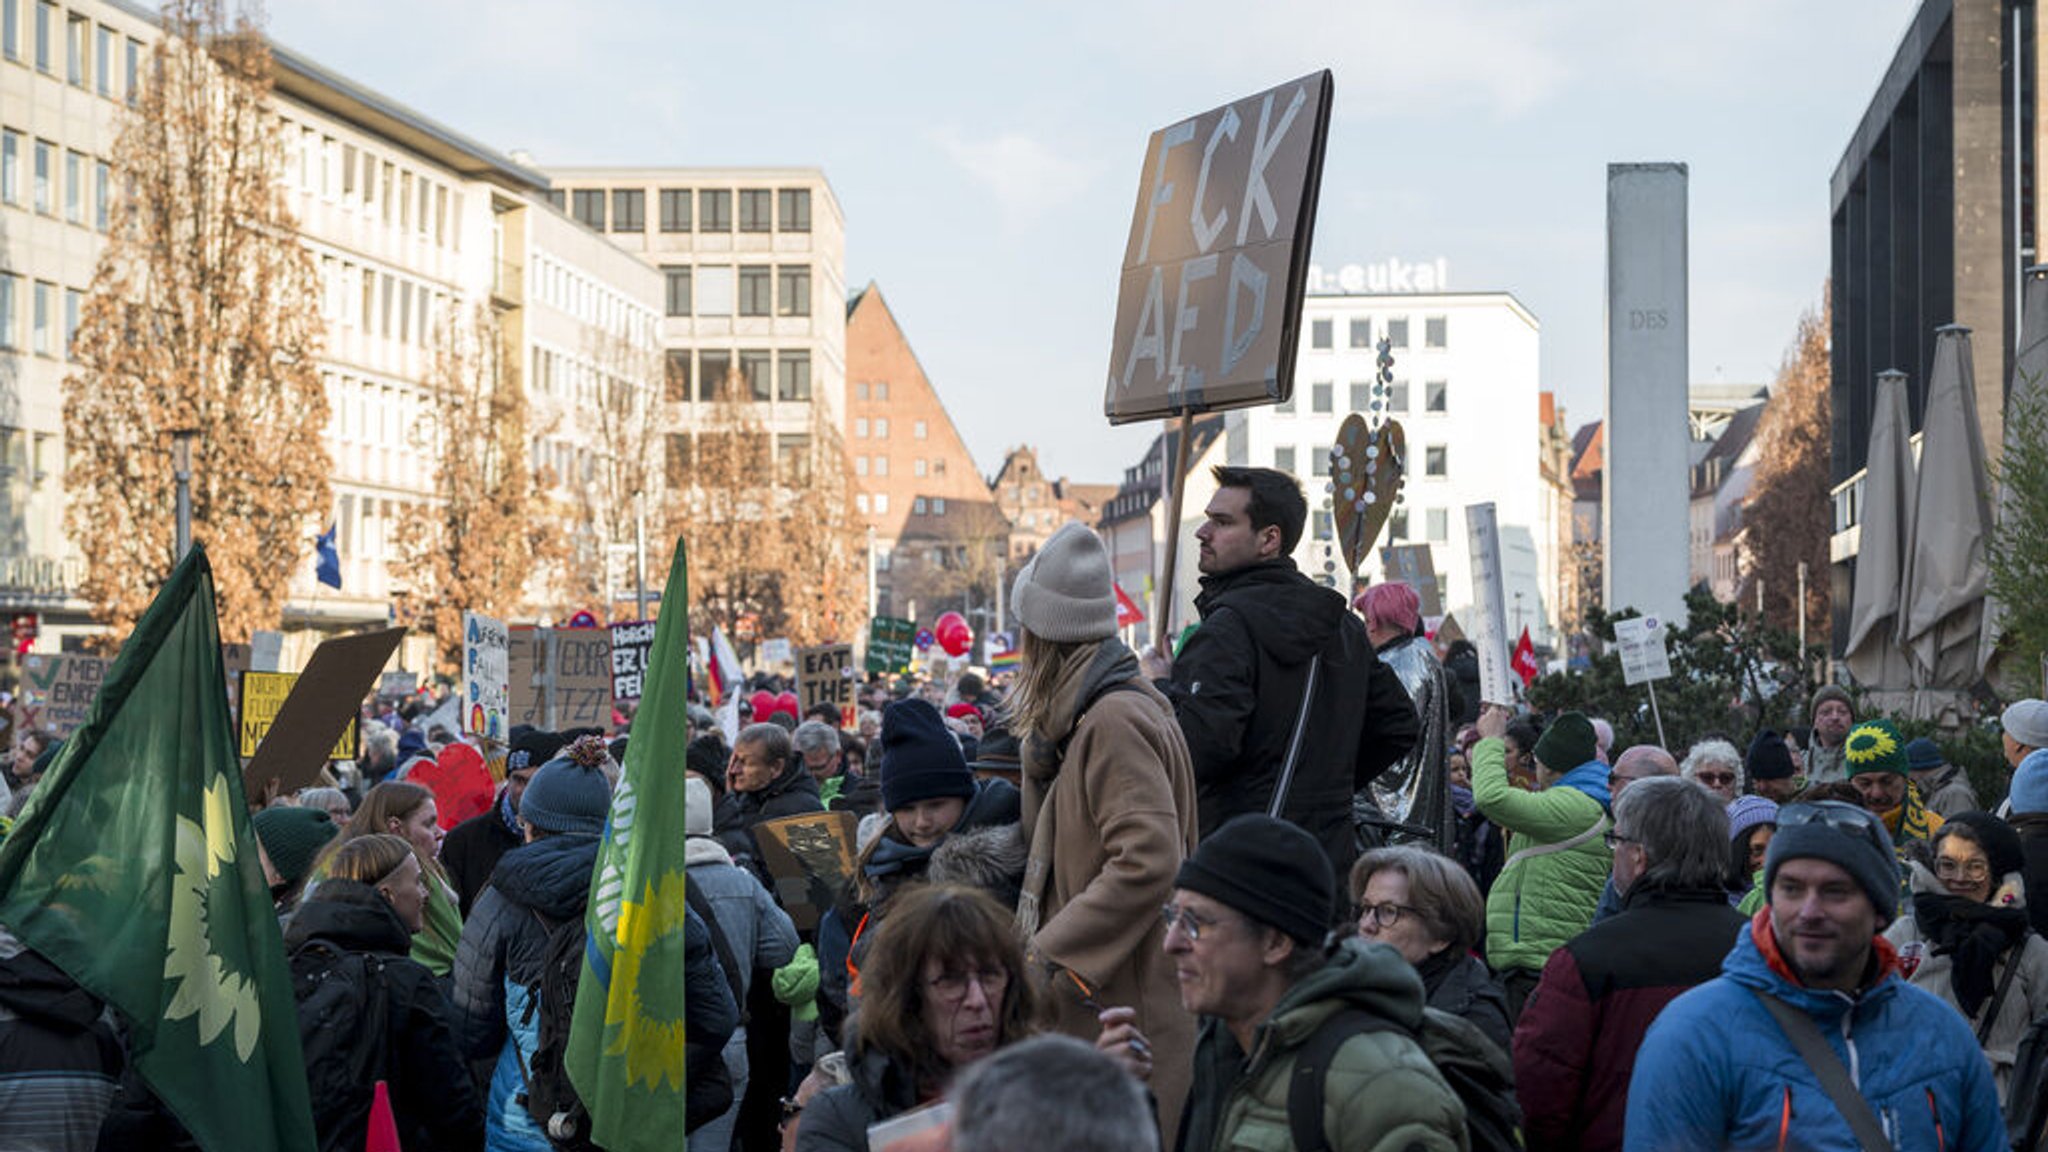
left=378, top=671, right=418, bottom=698
left=507, top=626, right=547, bottom=728
left=866, top=616, right=916, bottom=674
left=796, top=644, right=855, bottom=718
left=548, top=628, right=613, bottom=729
left=13, top=653, right=108, bottom=750
left=1463, top=503, right=1514, bottom=707
left=238, top=672, right=354, bottom=760
left=241, top=627, right=404, bottom=794
left=753, top=810, right=860, bottom=930
left=1380, top=543, right=1445, bottom=617
left=463, top=612, right=511, bottom=743
left=609, top=619, right=656, bottom=704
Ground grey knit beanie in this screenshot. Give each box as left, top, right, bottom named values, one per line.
left=1010, top=522, right=1118, bottom=643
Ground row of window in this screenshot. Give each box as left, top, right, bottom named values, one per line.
left=326, top=372, right=421, bottom=451
left=533, top=254, right=656, bottom=342
left=1275, top=441, right=1448, bottom=479
left=1275, top=379, right=1450, bottom=416
left=852, top=416, right=929, bottom=440
left=554, top=186, right=813, bottom=236
left=665, top=430, right=813, bottom=488
left=317, top=255, right=446, bottom=349
left=853, top=381, right=890, bottom=402
left=2, top=1, right=143, bottom=104
left=1307, top=315, right=1449, bottom=352
left=662, top=347, right=812, bottom=403
left=289, top=126, right=462, bottom=252
left=1, top=129, right=111, bottom=230
left=662, top=264, right=810, bottom=319
left=1304, top=506, right=1444, bottom=548
left=530, top=345, right=648, bottom=411
left=852, top=454, right=949, bottom=480
left=0, top=274, right=79, bottom=359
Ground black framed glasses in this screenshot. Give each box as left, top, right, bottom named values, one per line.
left=1777, top=801, right=1892, bottom=857
left=1161, top=902, right=1225, bottom=944
left=1602, top=830, right=1639, bottom=851
left=1355, top=901, right=1416, bottom=928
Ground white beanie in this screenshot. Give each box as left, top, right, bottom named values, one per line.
left=2004, top=699, right=2048, bottom=750
left=1011, top=522, right=1118, bottom=643
left=685, top=775, right=715, bottom=837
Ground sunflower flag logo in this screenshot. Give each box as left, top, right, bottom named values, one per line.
left=1845, top=721, right=1902, bottom=768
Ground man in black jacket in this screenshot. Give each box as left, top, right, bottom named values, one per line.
left=1143, top=466, right=1417, bottom=882
left=714, top=722, right=823, bottom=884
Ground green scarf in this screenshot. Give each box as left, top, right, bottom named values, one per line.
left=408, top=868, right=462, bottom=977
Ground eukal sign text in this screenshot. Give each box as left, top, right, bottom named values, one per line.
left=1104, top=70, right=1333, bottom=424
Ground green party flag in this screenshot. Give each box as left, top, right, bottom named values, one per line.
left=0, top=545, right=315, bottom=1152
left=567, top=539, right=693, bottom=1149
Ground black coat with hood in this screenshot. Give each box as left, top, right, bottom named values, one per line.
left=1158, top=558, right=1419, bottom=878
left=284, top=879, right=485, bottom=1152
left=714, top=758, right=824, bottom=884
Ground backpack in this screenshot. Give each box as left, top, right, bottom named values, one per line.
left=519, top=911, right=599, bottom=1151
left=1287, top=1006, right=1522, bottom=1152
left=683, top=882, right=745, bottom=1133
left=2011, top=1010, right=2048, bottom=1152
left=290, top=941, right=394, bottom=1152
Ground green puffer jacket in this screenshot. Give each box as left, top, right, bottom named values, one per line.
left=1469, top=738, right=1611, bottom=974
left=1178, top=939, right=1467, bottom=1152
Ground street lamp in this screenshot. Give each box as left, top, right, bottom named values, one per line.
left=170, top=427, right=198, bottom=561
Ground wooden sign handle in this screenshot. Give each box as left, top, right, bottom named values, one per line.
left=1155, top=412, right=1195, bottom=655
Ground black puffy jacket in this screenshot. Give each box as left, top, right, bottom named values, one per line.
left=1158, top=559, right=1419, bottom=878
left=284, top=880, right=484, bottom=1152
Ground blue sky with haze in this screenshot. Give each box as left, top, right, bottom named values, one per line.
left=271, top=1, right=1916, bottom=483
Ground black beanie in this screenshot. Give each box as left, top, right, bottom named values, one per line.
left=1174, top=815, right=1333, bottom=945
left=1764, top=801, right=1901, bottom=927
left=880, top=699, right=975, bottom=812
left=507, top=728, right=568, bottom=774
left=1747, top=730, right=1797, bottom=781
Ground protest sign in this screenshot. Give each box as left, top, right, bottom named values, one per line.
left=761, top=637, right=794, bottom=667
left=1613, top=615, right=1673, bottom=686
left=220, top=642, right=251, bottom=716
left=609, top=619, right=656, bottom=704
left=378, top=671, right=418, bottom=698
left=237, top=672, right=355, bottom=761
left=13, top=653, right=108, bottom=747
left=250, top=629, right=284, bottom=673
left=241, top=627, right=404, bottom=794
left=1463, top=503, right=1514, bottom=706
left=866, top=616, right=916, bottom=674
left=796, top=644, right=856, bottom=717
left=548, top=628, right=613, bottom=729
left=1380, top=543, right=1445, bottom=617
left=753, top=810, right=860, bottom=930
left=1104, top=70, right=1333, bottom=424
left=507, top=626, right=547, bottom=728
left=463, top=612, right=511, bottom=742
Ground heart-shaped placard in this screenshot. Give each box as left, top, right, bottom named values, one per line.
left=1333, top=415, right=1405, bottom=574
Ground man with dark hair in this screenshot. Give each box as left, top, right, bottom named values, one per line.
left=1142, top=466, right=1416, bottom=879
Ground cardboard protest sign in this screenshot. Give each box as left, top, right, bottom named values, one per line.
left=867, top=616, right=916, bottom=674
left=507, top=626, right=546, bottom=728
left=1104, top=71, right=1333, bottom=423
left=462, top=612, right=511, bottom=742
left=753, top=810, right=860, bottom=930
left=242, top=627, right=404, bottom=794
left=609, top=620, right=655, bottom=704
left=237, top=671, right=356, bottom=761
left=378, top=671, right=418, bottom=698
left=547, top=628, right=613, bottom=729
left=1380, top=544, right=1445, bottom=617
left=13, top=653, right=108, bottom=748
left=797, top=644, right=856, bottom=718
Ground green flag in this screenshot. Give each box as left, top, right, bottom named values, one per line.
left=567, top=539, right=693, bottom=1149
left=0, top=546, right=315, bottom=1152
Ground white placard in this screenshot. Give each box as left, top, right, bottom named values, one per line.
left=1464, top=503, right=1513, bottom=706
left=1613, top=615, right=1673, bottom=686
left=462, top=611, right=510, bottom=743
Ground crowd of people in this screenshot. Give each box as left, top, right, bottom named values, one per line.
left=6, top=464, right=2048, bottom=1151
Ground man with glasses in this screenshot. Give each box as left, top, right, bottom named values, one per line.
left=1514, top=777, right=1742, bottom=1152
left=1626, top=801, right=2002, bottom=1151
left=1588, top=745, right=1680, bottom=926
left=1165, top=815, right=1465, bottom=1152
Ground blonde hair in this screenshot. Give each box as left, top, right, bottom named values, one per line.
left=1003, top=629, right=1103, bottom=743
left=323, top=834, right=416, bottom=888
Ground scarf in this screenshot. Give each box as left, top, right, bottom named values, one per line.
left=1884, top=785, right=1937, bottom=849
left=1910, top=890, right=2030, bottom=1018
left=1449, top=783, right=1476, bottom=819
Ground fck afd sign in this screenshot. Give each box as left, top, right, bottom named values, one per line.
left=1104, top=71, right=1333, bottom=424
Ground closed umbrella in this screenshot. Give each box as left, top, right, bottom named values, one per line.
left=1845, top=370, right=1915, bottom=691
left=1896, top=325, right=1995, bottom=694
left=1978, top=266, right=2048, bottom=678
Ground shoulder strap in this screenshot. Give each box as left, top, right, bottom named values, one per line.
left=1267, top=653, right=1324, bottom=819
left=1976, top=946, right=2025, bottom=1046
left=1286, top=1008, right=1388, bottom=1152
left=685, top=881, right=748, bottom=1020
left=1746, top=988, right=1890, bottom=1152
left=1501, top=812, right=1610, bottom=871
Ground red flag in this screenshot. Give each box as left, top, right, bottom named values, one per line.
left=1113, top=582, right=1145, bottom=627
left=1512, top=627, right=1540, bottom=687
left=365, top=1081, right=402, bottom=1152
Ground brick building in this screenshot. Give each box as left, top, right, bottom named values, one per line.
left=989, top=445, right=1116, bottom=564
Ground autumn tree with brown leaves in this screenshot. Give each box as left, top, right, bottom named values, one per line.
left=778, top=399, right=867, bottom=646
left=65, top=0, right=330, bottom=644
left=556, top=323, right=663, bottom=615
left=1739, top=289, right=1832, bottom=638
left=400, top=303, right=553, bottom=674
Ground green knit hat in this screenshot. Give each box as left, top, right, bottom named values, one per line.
left=1844, top=718, right=1909, bottom=778
left=252, top=806, right=340, bottom=888
left=1533, top=712, right=1598, bottom=773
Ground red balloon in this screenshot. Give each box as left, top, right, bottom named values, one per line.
left=775, top=691, right=802, bottom=720
left=935, top=611, right=973, bottom=658
left=749, top=690, right=777, bottom=719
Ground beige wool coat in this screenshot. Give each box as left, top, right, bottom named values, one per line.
left=1017, top=649, right=1199, bottom=1145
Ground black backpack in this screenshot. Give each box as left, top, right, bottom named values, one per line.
left=2011, top=1010, right=2048, bottom=1152
left=1287, top=1006, right=1522, bottom=1152
left=291, top=941, right=393, bottom=1152
left=520, top=911, right=599, bottom=1151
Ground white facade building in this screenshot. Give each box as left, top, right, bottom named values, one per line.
left=1219, top=291, right=1557, bottom=647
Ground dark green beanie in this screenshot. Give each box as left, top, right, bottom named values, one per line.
left=252, top=806, right=340, bottom=888
left=1533, top=712, right=1598, bottom=773
left=1844, top=719, right=1909, bottom=778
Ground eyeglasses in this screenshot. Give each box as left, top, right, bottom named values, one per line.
left=926, top=968, right=1009, bottom=1003
left=1776, top=801, right=1891, bottom=857
left=1602, top=830, right=1639, bottom=851
left=1161, top=902, right=1229, bottom=944
left=1935, top=857, right=1991, bottom=881
left=1355, top=901, right=1416, bottom=928
left=1694, top=772, right=1737, bottom=787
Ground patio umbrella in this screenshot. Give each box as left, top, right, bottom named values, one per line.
left=1978, top=266, right=2048, bottom=679
left=1896, top=325, right=1994, bottom=692
left=1845, top=370, right=1915, bottom=691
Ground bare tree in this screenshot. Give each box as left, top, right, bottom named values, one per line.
left=560, top=323, right=662, bottom=614
left=65, top=0, right=330, bottom=643
left=778, top=399, right=866, bottom=645
left=1738, top=290, right=1832, bottom=637
left=669, top=368, right=786, bottom=642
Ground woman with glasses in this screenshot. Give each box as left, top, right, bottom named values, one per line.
left=1883, top=811, right=2048, bottom=1100
left=1349, top=845, right=1511, bottom=1054
left=796, top=885, right=1041, bottom=1152
left=1679, top=739, right=1744, bottom=804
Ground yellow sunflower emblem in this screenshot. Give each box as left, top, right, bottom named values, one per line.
left=603, top=869, right=689, bottom=1091
left=163, top=774, right=262, bottom=1061
left=1845, top=723, right=1900, bottom=767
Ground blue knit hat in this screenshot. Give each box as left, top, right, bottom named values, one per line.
left=1725, top=795, right=1778, bottom=843
left=519, top=754, right=613, bottom=835
left=879, top=699, right=974, bottom=812
left=2012, top=748, right=2048, bottom=815
left=1904, top=737, right=1945, bottom=773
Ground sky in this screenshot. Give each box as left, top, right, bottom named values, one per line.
left=270, top=0, right=1918, bottom=484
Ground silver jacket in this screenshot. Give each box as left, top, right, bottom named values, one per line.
left=1361, top=634, right=1454, bottom=849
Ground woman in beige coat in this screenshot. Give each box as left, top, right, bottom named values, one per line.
left=1007, top=521, right=1199, bottom=1146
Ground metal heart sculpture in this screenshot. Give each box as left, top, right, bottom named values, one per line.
left=1332, top=415, right=1405, bottom=575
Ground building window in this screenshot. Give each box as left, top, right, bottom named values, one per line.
left=64, top=10, right=82, bottom=85
left=1311, top=447, right=1330, bottom=477
left=657, top=188, right=691, bottom=232
left=544, top=189, right=564, bottom=211
left=571, top=189, right=605, bottom=230
left=662, top=350, right=690, bottom=401
left=1275, top=445, right=1295, bottom=473
left=94, top=23, right=109, bottom=95
left=1426, top=508, right=1448, bottom=543
left=699, top=189, right=732, bottom=231
left=1349, top=381, right=1372, bottom=411
left=874, top=493, right=889, bottom=515
left=778, top=351, right=810, bottom=401
left=2, top=0, right=15, bottom=61
left=1311, top=318, right=1332, bottom=349
left=698, top=350, right=731, bottom=401
left=1311, top=382, right=1332, bottom=414
left=1425, top=379, right=1448, bottom=413
left=874, top=417, right=889, bottom=439
left=738, top=265, right=772, bottom=317
left=855, top=457, right=869, bottom=478
left=32, top=139, right=50, bottom=214
left=739, top=349, right=772, bottom=401
left=696, top=265, right=734, bottom=317
left=874, top=456, right=889, bottom=478
left=0, top=131, right=16, bottom=205
left=778, top=188, right=811, bottom=232
left=124, top=37, right=139, bottom=104
left=1387, top=317, right=1409, bottom=349
left=663, top=266, right=691, bottom=317
left=1425, top=445, right=1447, bottom=477
left=0, top=274, right=16, bottom=349
left=1313, top=509, right=1334, bottom=541
left=738, top=188, right=772, bottom=232
left=933, top=498, right=947, bottom=516
left=778, top=266, right=810, bottom=316
left=1277, top=389, right=1295, bottom=414
left=33, top=0, right=49, bottom=72
left=63, top=149, right=80, bottom=223
left=778, top=434, right=810, bottom=486
left=914, top=497, right=928, bottom=517
left=91, top=159, right=108, bottom=229
left=913, top=420, right=928, bottom=440
left=611, top=188, right=644, bottom=233
left=914, top=458, right=928, bottom=477
left=1349, top=318, right=1371, bottom=348
left=62, top=287, right=79, bottom=358
left=1389, top=510, right=1408, bottom=541
left=855, top=382, right=869, bottom=401
left=855, top=417, right=868, bottom=438
left=934, top=458, right=947, bottom=475
left=31, top=280, right=50, bottom=355
left=874, top=381, right=889, bottom=401
left=1425, top=316, right=1447, bottom=348
left=1386, top=379, right=1410, bottom=413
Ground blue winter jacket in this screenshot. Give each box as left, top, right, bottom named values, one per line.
left=1625, top=913, right=2004, bottom=1152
